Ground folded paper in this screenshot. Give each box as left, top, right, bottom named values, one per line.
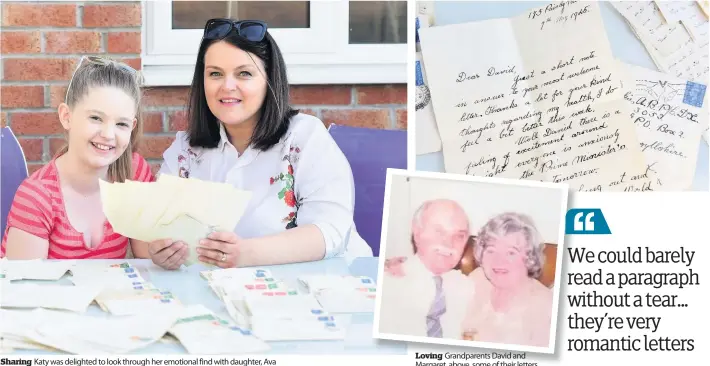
left=99, top=175, right=252, bottom=265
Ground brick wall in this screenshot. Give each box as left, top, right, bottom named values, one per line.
left=1, top=1, right=407, bottom=175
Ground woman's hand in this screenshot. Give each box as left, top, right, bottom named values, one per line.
left=197, top=231, right=242, bottom=268
left=384, top=256, right=408, bottom=277
left=148, top=239, right=188, bottom=270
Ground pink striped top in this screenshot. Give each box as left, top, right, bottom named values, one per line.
left=1, top=153, right=155, bottom=259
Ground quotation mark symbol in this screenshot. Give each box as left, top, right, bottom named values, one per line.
left=565, top=209, right=610, bottom=235
left=573, top=211, right=594, bottom=231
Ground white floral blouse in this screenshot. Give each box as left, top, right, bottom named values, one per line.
left=159, top=113, right=373, bottom=260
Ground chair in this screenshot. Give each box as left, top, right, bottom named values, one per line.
left=457, top=236, right=558, bottom=288
left=328, top=124, right=407, bottom=256
left=1, top=127, right=29, bottom=237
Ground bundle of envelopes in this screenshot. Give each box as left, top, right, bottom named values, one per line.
left=0, top=305, right=268, bottom=354
left=416, top=1, right=709, bottom=192
left=0, top=308, right=178, bottom=354
left=0, top=258, right=101, bottom=313
left=69, top=261, right=155, bottom=290
left=167, top=304, right=269, bottom=354
left=298, top=275, right=377, bottom=313
left=201, top=267, right=347, bottom=341
left=0, top=258, right=75, bottom=281
left=201, top=267, right=296, bottom=326
left=0, top=261, right=269, bottom=354
left=99, top=174, right=252, bottom=265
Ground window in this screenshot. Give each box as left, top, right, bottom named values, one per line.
left=143, top=1, right=408, bottom=86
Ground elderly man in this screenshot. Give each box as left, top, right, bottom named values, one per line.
left=381, top=211, right=553, bottom=348
left=377, top=199, right=473, bottom=339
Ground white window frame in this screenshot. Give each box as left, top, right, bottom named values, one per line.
left=141, top=0, right=407, bottom=86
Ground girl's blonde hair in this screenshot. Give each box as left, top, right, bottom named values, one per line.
left=60, top=56, right=144, bottom=183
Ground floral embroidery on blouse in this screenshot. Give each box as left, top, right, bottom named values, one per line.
left=270, top=145, right=302, bottom=229
left=177, top=147, right=200, bottom=178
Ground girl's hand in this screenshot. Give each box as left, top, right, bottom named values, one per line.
left=148, top=239, right=188, bottom=270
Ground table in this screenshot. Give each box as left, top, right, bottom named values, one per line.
left=416, top=1, right=709, bottom=191
left=8, top=257, right=407, bottom=355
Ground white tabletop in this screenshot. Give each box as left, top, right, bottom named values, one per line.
left=8, top=257, right=406, bottom=355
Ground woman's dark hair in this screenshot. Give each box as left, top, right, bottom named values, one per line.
left=186, top=28, right=298, bottom=150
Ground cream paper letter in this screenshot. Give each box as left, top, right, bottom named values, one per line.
left=419, top=1, right=647, bottom=191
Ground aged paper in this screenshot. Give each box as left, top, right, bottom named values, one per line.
left=0, top=259, right=75, bottom=281
left=0, top=309, right=59, bottom=352
left=69, top=261, right=155, bottom=290
left=0, top=284, right=101, bottom=313
left=623, top=62, right=707, bottom=190
left=299, top=275, right=377, bottom=313
left=99, top=175, right=252, bottom=265
left=23, top=309, right=177, bottom=354
left=612, top=1, right=709, bottom=140
left=168, top=305, right=269, bottom=354
left=415, top=13, right=442, bottom=154
left=699, top=0, right=710, bottom=17
left=95, top=288, right=182, bottom=316
left=415, top=52, right=443, bottom=154
left=419, top=1, right=647, bottom=191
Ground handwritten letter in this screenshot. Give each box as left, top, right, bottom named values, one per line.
left=419, top=1, right=647, bottom=191
left=613, top=1, right=708, bottom=82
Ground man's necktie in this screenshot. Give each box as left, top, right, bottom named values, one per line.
left=426, top=275, right=446, bottom=337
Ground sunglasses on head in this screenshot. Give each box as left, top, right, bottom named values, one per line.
left=203, top=19, right=268, bottom=42
left=65, top=56, right=138, bottom=104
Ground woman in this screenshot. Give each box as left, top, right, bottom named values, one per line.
left=148, top=19, right=371, bottom=270
left=1, top=57, right=155, bottom=259
left=462, top=212, right=553, bottom=347
left=384, top=212, right=553, bottom=348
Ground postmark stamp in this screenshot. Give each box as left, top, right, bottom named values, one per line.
left=683, top=81, right=706, bottom=108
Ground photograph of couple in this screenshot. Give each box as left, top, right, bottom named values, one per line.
left=375, top=170, right=567, bottom=354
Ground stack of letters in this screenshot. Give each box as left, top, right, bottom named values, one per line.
left=201, top=267, right=347, bottom=341
left=0, top=260, right=269, bottom=354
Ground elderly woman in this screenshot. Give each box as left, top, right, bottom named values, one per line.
left=461, top=212, right=553, bottom=347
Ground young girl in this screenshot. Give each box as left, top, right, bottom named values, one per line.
left=1, top=57, right=156, bottom=260
left=149, top=19, right=372, bottom=269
